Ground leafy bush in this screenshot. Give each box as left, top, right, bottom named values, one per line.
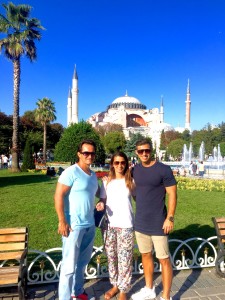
left=21, top=138, right=35, bottom=171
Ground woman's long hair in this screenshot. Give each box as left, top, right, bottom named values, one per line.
left=107, top=151, right=134, bottom=192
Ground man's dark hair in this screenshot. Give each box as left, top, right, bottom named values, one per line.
left=77, top=139, right=96, bottom=153
left=135, top=139, right=152, bottom=150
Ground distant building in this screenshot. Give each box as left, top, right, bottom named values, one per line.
left=67, top=67, right=191, bottom=154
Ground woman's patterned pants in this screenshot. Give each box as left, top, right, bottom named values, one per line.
left=104, top=227, right=134, bottom=293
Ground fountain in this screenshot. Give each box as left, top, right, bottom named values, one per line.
left=213, top=146, right=218, bottom=161
left=198, top=141, right=205, bottom=161
left=218, top=144, right=222, bottom=162
left=166, top=142, right=224, bottom=178
left=182, top=143, right=193, bottom=163
left=189, top=142, right=193, bottom=162
left=182, top=144, right=188, bottom=162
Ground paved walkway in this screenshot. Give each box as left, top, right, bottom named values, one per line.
left=1, top=269, right=225, bottom=300
left=0, top=269, right=225, bottom=300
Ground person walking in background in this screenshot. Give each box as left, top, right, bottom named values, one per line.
left=54, top=139, right=99, bottom=300
left=198, top=161, right=205, bottom=177
left=2, top=155, right=8, bottom=168
left=192, top=161, right=197, bottom=176
left=96, top=151, right=135, bottom=300
left=131, top=139, right=177, bottom=300
left=189, top=161, right=193, bottom=175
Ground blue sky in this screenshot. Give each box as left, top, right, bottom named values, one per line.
left=1, top=0, right=225, bottom=130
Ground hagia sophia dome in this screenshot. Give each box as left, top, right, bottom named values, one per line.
left=112, top=92, right=141, bottom=105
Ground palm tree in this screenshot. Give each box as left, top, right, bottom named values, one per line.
left=0, top=2, right=44, bottom=172
left=35, top=98, right=56, bottom=163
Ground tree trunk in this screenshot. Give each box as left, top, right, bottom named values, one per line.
left=43, top=123, right=47, bottom=163
left=11, top=59, right=21, bottom=172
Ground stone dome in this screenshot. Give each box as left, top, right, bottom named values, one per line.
left=112, top=91, right=141, bottom=104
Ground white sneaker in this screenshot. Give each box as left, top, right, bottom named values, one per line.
left=160, top=297, right=172, bottom=300
left=131, top=286, right=156, bottom=300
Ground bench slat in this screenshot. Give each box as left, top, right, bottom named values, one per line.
left=215, top=217, right=225, bottom=222
left=0, top=275, right=19, bottom=285
left=0, top=251, right=24, bottom=261
left=218, top=224, right=225, bottom=230
left=0, top=228, right=27, bottom=235
left=0, top=267, right=20, bottom=285
left=0, top=242, right=26, bottom=252
left=0, top=234, right=26, bottom=243
left=0, top=267, right=19, bottom=274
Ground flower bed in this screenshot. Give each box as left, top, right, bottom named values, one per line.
left=95, top=171, right=109, bottom=178
left=176, top=176, right=225, bottom=192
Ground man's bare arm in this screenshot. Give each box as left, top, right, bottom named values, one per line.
left=54, top=182, right=72, bottom=237
left=162, top=185, right=177, bottom=234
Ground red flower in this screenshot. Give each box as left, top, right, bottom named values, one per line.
left=95, top=171, right=109, bottom=178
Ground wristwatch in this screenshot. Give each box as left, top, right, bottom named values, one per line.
left=168, top=216, right=174, bottom=222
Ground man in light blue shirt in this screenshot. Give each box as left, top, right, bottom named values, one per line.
left=55, top=139, right=99, bottom=300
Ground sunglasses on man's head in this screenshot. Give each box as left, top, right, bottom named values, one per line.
left=80, top=152, right=96, bottom=157
left=137, top=149, right=151, bottom=155
left=113, top=161, right=126, bottom=166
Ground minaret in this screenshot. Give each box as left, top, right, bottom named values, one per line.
left=160, top=95, right=164, bottom=123
left=185, top=79, right=191, bottom=131
left=71, top=65, right=79, bottom=124
left=67, top=87, right=72, bottom=126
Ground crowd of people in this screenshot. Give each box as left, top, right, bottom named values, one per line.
left=188, top=160, right=205, bottom=177
left=172, top=160, right=205, bottom=178
left=54, top=138, right=177, bottom=300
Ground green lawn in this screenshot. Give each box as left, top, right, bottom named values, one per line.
left=0, top=169, right=223, bottom=251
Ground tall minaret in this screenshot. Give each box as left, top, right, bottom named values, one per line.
left=71, top=65, right=79, bottom=124
left=67, top=87, right=72, bottom=126
left=160, top=95, right=164, bottom=123
left=185, top=79, right=191, bottom=131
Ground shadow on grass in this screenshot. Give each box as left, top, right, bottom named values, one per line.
left=0, top=172, right=57, bottom=188
left=170, top=223, right=216, bottom=240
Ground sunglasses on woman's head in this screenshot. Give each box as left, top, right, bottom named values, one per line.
left=137, top=149, right=151, bottom=155
left=113, top=161, right=126, bottom=166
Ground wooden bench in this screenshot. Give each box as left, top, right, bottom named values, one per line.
left=0, top=227, right=28, bottom=299
left=212, top=217, right=225, bottom=277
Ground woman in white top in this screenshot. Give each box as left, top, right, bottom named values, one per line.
left=96, top=151, right=135, bottom=300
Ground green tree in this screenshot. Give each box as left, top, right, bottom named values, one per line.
left=102, top=131, right=126, bottom=154
left=54, top=121, right=105, bottom=164
left=21, top=138, right=35, bottom=171
left=35, top=98, right=56, bottom=162
left=47, top=123, right=64, bottom=150
left=22, top=131, right=43, bottom=155
left=0, top=112, right=12, bottom=154
left=95, top=123, right=123, bottom=137
left=0, top=2, right=44, bottom=172
left=160, top=130, right=166, bottom=150
left=167, top=139, right=184, bottom=160
left=219, top=122, right=225, bottom=142
left=20, top=110, right=39, bottom=131
left=219, top=142, right=225, bottom=157
left=124, top=133, right=147, bottom=159
left=181, top=129, right=191, bottom=142
left=160, top=130, right=181, bottom=149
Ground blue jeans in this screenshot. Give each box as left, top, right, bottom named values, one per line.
left=58, top=225, right=95, bottom=300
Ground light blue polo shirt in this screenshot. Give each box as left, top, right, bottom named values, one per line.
left=58, top=164, right=98, bottom=228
